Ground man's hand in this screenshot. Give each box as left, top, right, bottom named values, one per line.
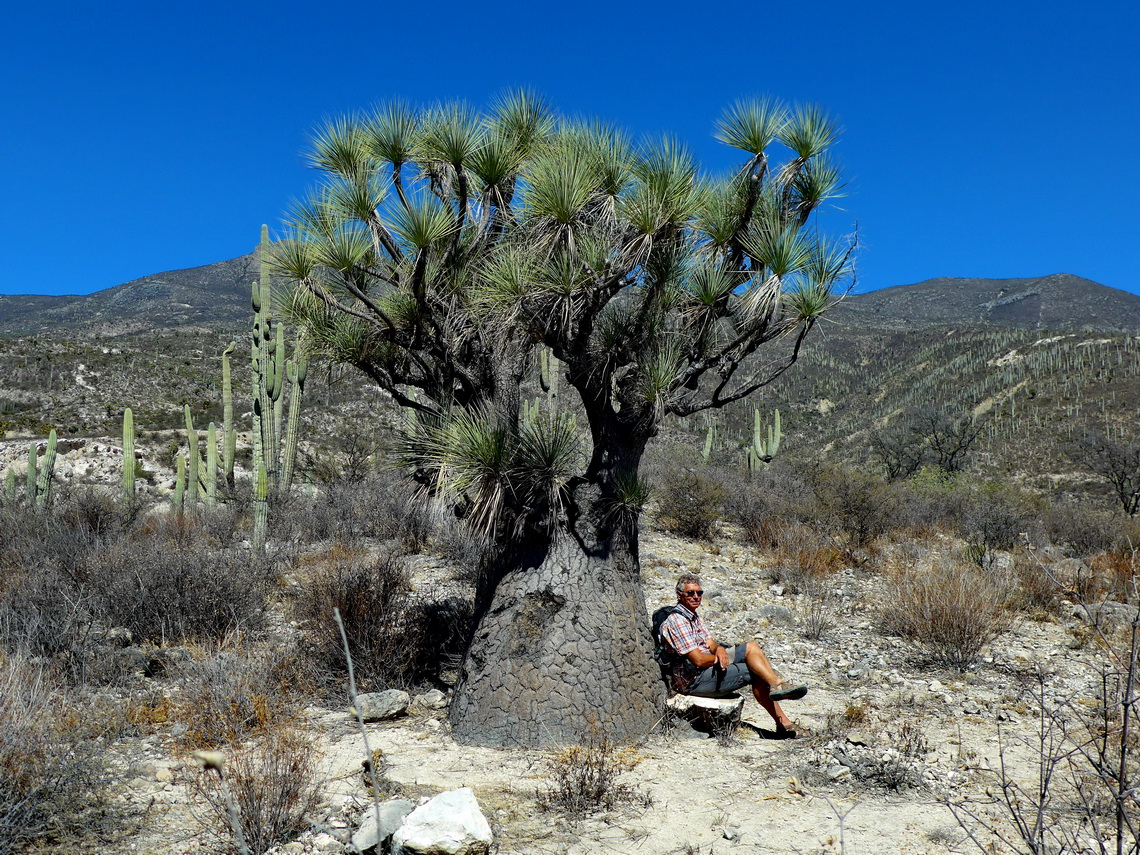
left=714, top=645, right=730, bottom=670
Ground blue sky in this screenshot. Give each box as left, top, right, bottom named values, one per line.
left=1, top=0, right=1136, bottom=297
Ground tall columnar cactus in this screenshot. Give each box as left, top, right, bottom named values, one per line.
left=252, top=462, right=268, bottom=551
left=3, top=468, right=14, bottom=503
left=701, top=422, right=716, bottom=464
left=206, top=422, right=218, bottom=509
left=280, top=356, right=307, bottom=494
left=746, top=408, right=782, bottom=474
left=184, top=405, right=200, bottom=508
left=34, top=429, right=57, bottom=509
left=221, top=341, right=237, bottom=488
left=26, top=445, right=37, bottom=501
left=538, top=346, right=559, bottom=412
left=173, top=454, right=185, bottom=511
left=122, top=408, right=136, bottom=502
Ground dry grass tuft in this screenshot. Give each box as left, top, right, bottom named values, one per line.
left=879, top=557, right=1014, bottom=670
left=537, top=732, right=647, bottom=819
left=191, top=728, right=322, bottom=855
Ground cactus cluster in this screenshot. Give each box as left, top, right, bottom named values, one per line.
left=22, top=429, right=58, bottom=508
left=249, top=225, right=308, bottom=548
left=746, top=408, right=781, bottom=474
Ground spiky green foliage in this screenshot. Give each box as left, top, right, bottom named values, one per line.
left=122, top=408, right=136, bottom=502
left=3, top=467, right=14, bottom=503
left=276, top=93, right=853, bottom=541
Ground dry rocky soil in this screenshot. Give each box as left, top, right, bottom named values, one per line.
left=72, top=518, right=1114, bottom=855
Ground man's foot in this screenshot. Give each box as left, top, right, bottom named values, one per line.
left=769, top=682, right=808, bottom=702
left=772, top=718, right=800, bottom=739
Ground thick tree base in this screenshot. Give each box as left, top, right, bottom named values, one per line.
left=449, top=537, right=664, bottom=747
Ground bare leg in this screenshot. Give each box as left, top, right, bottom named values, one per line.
left=743, top=641, right=793, bottom=728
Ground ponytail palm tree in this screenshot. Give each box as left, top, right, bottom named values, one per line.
left=275, top=91, right=854, bottom=747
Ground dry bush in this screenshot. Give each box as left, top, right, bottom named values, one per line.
left=654, top=468, right=726, bottom=540
left=294, top=548, right=472, bottom=692
left=1011, top=553, right=1065, bottom=614
left=0, top=656, right=112, bottom=855
left=85, top=534, right=272, bottom=644
left=174, top=642, right=302, bottom=749
left=191, top=728, right=322, bottom=855
left=808, top=465, right=894, bottom=549
left=960, top=482, right=1041, bottom=569
left=879, top=558, right=1014, bottom=670
left=1044, top=497, right=1124, bottom=557
left=800, top=575, right=839, bottom=641
left=271, top=470, right=433, bottom=551
left=0, top=503, right=271, bottom=672
left=1089, top=549, right=1139, bottom=600
left=537, top=732, right=646, bottom=818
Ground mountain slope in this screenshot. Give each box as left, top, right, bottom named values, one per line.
left=834, top=274, right=1140, bottom=332
left=0, top=255, right=256, bottom=336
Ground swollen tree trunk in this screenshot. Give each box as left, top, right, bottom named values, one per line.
left=449, top=482, right=664, bottom=747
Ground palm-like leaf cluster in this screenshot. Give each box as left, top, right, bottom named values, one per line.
left=275, top=92, right=854, bottom=526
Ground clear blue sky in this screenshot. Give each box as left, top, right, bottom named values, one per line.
left=1, top=0, right=1136, bottom=297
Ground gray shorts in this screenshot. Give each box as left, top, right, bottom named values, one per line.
left=685, top=644, right=752, bottom=697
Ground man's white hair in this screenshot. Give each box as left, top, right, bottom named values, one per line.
left=675, top=573, right=702, bottom=593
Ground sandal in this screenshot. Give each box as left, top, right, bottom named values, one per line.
left=769, top=682, right=808, bottom=702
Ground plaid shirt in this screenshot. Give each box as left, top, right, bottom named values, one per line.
left=659, top=603, right=712, bottom=692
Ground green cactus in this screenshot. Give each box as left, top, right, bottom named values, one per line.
left=206, top=422, right=218, bottom=509
left=173, top=454, right=185, bottom=511
left=252, top=461, right=268, bottom=551
left=538, top=346, right=559, bottom=411
left=184, top=405, right=199, bottom=508
left=3, top=467, right=14, bottom=503
left=34, top=429, right=57, bottom=509
left=221, top=341, right=236, bottom=488
left=122, top=407, right=136, bottom=502
left=280, top=355, right=307, bottom=494
left=746, top=408, right=782, bottom=474
left=701, top=422, right=716, bottom=464
left=26, top=445, right=37, bottom=501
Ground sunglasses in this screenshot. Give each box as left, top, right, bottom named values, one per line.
left=680, top=590, right=704, bottom=597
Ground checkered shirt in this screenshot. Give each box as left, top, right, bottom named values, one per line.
left=659, top=603, right=712, bottom=692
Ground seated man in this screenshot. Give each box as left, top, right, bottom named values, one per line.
left=658, top=572, right=807, bottom=736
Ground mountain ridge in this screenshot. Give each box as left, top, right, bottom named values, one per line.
left=1, top=258, right=1136, bottom=337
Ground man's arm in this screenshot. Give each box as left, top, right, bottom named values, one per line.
left=685, top=638, right=730, bottom=670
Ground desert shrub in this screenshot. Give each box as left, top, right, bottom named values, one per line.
left=654, top=468, right=726, bottom=540
left=724, top=459, right=812, bottom=532
left=885, top=466, right=971, bottom=534
left=191, top=729, right=322, bottom=855
left=1044, top=497, right=1124, bottom=557
left=271, top=470, right=433, bottom=551
left=537, top=732, right=645, bottom=818
left=1011, top=553, right=1065, bottom=613
left=294, top=548, right=472, bottom=692
left=1088, top=549, right=1140, bottom=603
left=879, top=558, right=1014, bottom=670
left=960, top=482, right=1040, bottom=568
left=175, top=642, right=302, bottom=748
left=799, top=575, right=839, bottom=640
left=864, top=719, right=930, bottom=791
left=808, top=465, right=893, bottom=547
left=85, top=534, right=272, bottom=644
left=0, top=656, right=111, bottom=855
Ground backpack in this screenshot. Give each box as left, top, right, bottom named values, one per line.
left=651, top=604, right=684, bottom=681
